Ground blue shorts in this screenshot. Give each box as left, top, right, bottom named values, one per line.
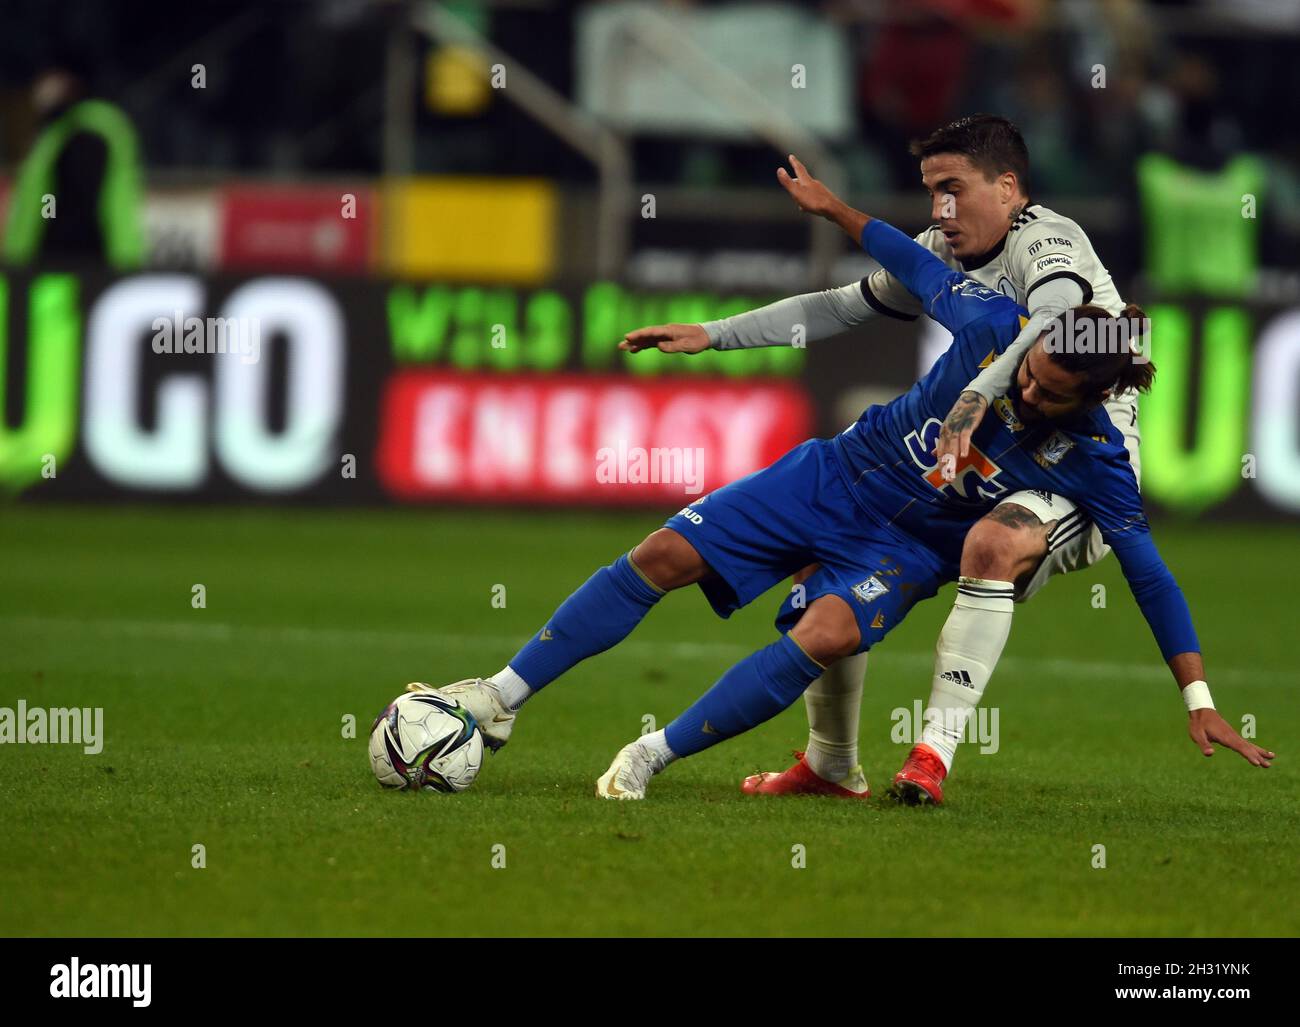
left=663, top=439, right=948, bottom=653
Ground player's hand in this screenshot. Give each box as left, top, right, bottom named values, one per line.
left=933, top=390, right=989, bottom=477
left=777, top=154, right=840, bottom=219
left=619, top=323, right=711, bottom=355
left=1187, top=708, right=1274, bottom=767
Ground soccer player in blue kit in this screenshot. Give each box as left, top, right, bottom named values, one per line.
left=421, top=156, right=1272, bottom=801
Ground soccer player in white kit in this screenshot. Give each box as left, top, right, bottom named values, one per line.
left=620, top=116, right=1146, bottom=804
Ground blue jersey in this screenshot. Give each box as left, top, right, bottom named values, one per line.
left=829, top=219, right=1198, bottom=662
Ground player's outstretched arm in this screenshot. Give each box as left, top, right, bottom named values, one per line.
left=619, top=281, right=875, bottom=355
left=619, top=323, right=712, bottom=354
left=1168, top=652, right=1274, bottom=766
left=778, top=155, right=960, bottom=329
left=1109, top=537, right=1275, bottom=768
left=777, top=153, right=870, bottom=237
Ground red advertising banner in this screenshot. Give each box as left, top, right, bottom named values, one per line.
left=219, top=185, right=374, bottom=273
left=6, top=266, right=1296, bottom=519
left=375, top=371, right=814, bottom=504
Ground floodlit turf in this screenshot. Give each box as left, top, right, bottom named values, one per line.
left=1, top=504, right=1296, bottom=937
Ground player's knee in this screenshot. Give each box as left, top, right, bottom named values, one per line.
left=961, top=512, right=1046, bottom=581
left=631, top=528, right=705, bottom=591
left=790, top=596, right=861, bottom=665
left=961, top=520, right=1017, bottom=578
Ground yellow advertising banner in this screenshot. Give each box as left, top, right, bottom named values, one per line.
left=382, top=177, right=556, bottom=284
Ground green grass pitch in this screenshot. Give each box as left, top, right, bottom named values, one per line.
left=1, top=504, right=1295, bottom=937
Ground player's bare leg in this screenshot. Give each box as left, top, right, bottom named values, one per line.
left=742, top=563, right=870, bottom=798
left=892, top=502, right=1050, bottom=804
left=628, top=527, right=718, bottom=590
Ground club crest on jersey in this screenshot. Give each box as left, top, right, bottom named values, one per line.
left=904, top=417, right=1007, bottom=503
left=1033, top=431, right=1076, bottom=469
left=993, top=395, right=1024, bottom=432
left=851, top=576, right=889, bottom=604
left=949, top=280, right=1002, bottom=303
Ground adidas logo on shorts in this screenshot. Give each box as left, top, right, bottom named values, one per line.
left=939, top=669, right=974, bottom=688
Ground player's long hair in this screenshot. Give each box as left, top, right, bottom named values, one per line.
left=1043, top=303, right=1156, bottom=400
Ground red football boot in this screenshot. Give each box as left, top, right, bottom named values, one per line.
left=741, top=751, right=871, bottom=799
left=889, top=743, right=947, bottom=805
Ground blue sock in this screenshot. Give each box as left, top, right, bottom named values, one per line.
left=665, top=634, right=825, bottom=758
left=509, top=553, right=664, bottom=691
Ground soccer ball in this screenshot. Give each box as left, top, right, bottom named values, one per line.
left=369, top=688, right=484, bottom=792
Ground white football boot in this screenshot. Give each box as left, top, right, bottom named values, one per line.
left=406, top=679, right=515, bottom=752
left=595, top=740, right=664, bottom=800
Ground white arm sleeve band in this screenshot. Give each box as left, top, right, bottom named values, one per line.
left=965, top=277, right=1086, bottom=401
left=702, top=282, right=874, bottom=350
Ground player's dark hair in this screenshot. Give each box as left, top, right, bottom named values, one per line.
left=1042, top=304, right=1156, bottom=401
left=910, top=115, right=1030, bottom=194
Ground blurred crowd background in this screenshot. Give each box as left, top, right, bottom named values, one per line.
left=6, top=0, right=1299, bottom=191
left=1, top=0, right=1297, bottom=519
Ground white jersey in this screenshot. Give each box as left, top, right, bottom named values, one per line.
left=865, top=205, right=1141, bottom=597
left=697, top=199, right=1141, bottom=593
left=861, top=201, right=1139, bottom=475
left=860, top=203, right=1123, bottom=320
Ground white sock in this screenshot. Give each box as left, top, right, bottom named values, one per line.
left=804, top=652, right=866, bottom=782
left=919, top=578, right=1014, bottom=772
left=639, top=728, right=677, bottom=771
left=489, top=666, right=533, bottom=710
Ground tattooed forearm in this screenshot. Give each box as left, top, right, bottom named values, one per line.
left=943, top=391, right=988, bottom=436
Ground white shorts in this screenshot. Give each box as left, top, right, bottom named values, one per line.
left=1001, top=392, right=1141, bottom=603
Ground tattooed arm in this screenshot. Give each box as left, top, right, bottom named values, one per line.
left=933, top=278, right=1083, bottom=465
left=934, top=390, right=990, bottom=467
